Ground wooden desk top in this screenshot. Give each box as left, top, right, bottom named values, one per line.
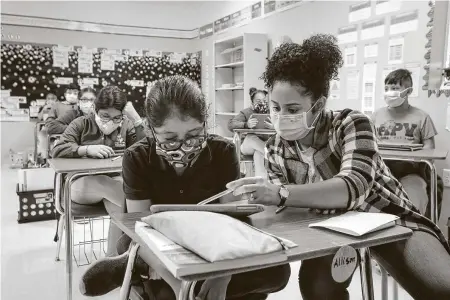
left=111, top=207, right=411, bottom=281
left=48, top=157, right=123, bottom=173
left=379, top=149, right=448, bottom=160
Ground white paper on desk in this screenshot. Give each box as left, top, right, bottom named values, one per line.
left=309, top=212, right=399, bottom=237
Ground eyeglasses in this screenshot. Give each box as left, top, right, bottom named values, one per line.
left=151, top=127, right=207, bottom=151
left=99, top=115, right=123, bottom=124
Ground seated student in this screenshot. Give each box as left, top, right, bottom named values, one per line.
left=46, top=87, right=96, bottom=135
left=228, top=88, right=272, bottom=178
left=37, top=93, right=57, bottom=121
left=37, top=84, right=81, bottom=161
left=228, top=34, right=450, bottom=300
left=52, top=85, right=145, bottom=256
left=372, top=69, right=443, bottom=218
left=79, top=76, right=290, bottom=300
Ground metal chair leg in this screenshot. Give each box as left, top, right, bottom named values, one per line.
left=380, top=266, right=388, bottom=300
left=55, top=214, right=65, bottom=261
left=393, top=280, right=399, bottom=300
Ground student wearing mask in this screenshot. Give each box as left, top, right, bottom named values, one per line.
left=372, top=69, right=443, bottom=218
left=38, top=93, right=57, bottom=121
left=79, top=76, right=290, bottom=300
left=228, top=87, right=271, bottom=178
left=52, top=85, right=145, bottom=256
left=228, top=34, right=450, bottom=300
left=45, top=83, right=80, bottom=122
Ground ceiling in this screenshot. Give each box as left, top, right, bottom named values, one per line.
left=1, top=1, right=255, bottom=30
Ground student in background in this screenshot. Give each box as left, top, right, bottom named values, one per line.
left=52, top=85, right=144, bottom=256
left=372, top=69, right=443, bottom=218
left=37, top=93, right=57, bottom=121
left=46, top=87, right=96, bottom=135
left=228, top=87, right=271, bottom=178
left=79, top=76, right=290, bottom=300
left=45, top=83, right=80, bottom=122
left=228, top=34, right=450, bottom=299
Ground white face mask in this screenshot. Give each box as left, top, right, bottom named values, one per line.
left=65, top=94, right=78, bottom=104
left=270, top=101, right=321, bottom=141
left=384, top=88, right=410, bottom=108
left=79, top=102, right=93, bottom=115
left=95, top=114, right=121, bottom=135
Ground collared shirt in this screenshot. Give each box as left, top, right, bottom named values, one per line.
left=265, top=108, right=450, bottom=254
left=122, top=135, right=239, bottom=205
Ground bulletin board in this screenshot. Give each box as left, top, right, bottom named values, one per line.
left=0, top=42, right=201, bottom=120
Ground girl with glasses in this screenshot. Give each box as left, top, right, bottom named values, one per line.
left=79, top=75, right=290, bottom=300
left=51, top=85, right=145, bottom=256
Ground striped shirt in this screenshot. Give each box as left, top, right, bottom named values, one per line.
left=265, top=109, right=449, bottom=254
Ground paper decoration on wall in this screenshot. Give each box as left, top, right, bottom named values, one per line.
left=52, top=46, right=69, bottom=68
left=364, top=43, right=379, bottom=58
left=405, top=63, right=421, bottom=97
left=100, top=54, right=115, bottom=71
left=361, top=19, right=385, bottom=40
left=78, top=78, right=99, bottom=89
left=376, top=0, right=402, bottom=15
left=264, top=0, right=277, bottom=15
left=128, top=49, right=143, bottom=57
left=388, top=37, right=404, bottom=64
left=54, top=77, right=74, bottom=85
left=1, top=43, right=201, bottom=116
left=1, top=96, right=21, bottom=108
left=348, top=1, right=371, bottom=23
left=347, top=70, right=360, bottom=100
left=344, top=47, right=357, bottom=67
left=329, top=80, right=341, bottom=100
left=169, top=53, right=186, bottom=64
left=125, top=80, right=145, bottom=87
left=251, top=2, right=262, bottom=19
left=338, top=25, right=358, bottom=44
left=145, top=50, right=163, bottom=58
left=390, top=11, right=418, bottom=35
left=77, top=47, right=94, bottom=74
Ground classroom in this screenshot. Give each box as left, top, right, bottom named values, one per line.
left=1, top=1, right=450, bottom=300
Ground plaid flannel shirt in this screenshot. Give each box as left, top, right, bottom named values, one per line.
left=265, top=109, right=450, bottom=254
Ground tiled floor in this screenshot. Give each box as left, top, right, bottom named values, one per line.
left=1, top=165, right=414, bottom=300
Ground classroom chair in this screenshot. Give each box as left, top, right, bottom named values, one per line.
left=34, top=121, right=46, bottom=164
left=51, top=135, right=110, bottom=266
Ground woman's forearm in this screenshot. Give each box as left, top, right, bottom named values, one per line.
left=285, top=177, right=349, bottom=210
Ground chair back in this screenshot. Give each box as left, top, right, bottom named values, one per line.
left=47, top=134, right=62, bottom=159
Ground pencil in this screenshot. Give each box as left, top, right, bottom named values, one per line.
left=275, top=206, right=287, bottom=214
left=111, top=156, right=122, bottom=161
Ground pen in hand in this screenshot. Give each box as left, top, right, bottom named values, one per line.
left=275, top=206, right=287, bottom=214
left=111, top=156, right=122, bottom=161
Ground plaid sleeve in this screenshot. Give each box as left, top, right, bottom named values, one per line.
left=334, top=113, right=378, bottom=210
left=264, top=137, right=288, bottom=186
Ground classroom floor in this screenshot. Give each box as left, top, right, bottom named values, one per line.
left=1, top=165, right=414, bottom=300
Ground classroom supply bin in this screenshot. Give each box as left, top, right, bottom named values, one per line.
left=16, top=184, right=57, bottom=223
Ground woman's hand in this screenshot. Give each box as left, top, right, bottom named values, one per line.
left=123, top=102, right=141, bottom=123
left=246, top=116, right=258, bottom=129
left=86, top=145, right=115, bottom=159
left=196, top=275, right=231, bottom=300
left=226, top=177, right=282, bottom=206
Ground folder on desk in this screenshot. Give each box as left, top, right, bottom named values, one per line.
left=309, top=212, right=399, bottom=237
left=378, top=143, right=423, bottom=151
left=135, top=221, right=289, bottom=278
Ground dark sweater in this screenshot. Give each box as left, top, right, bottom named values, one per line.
left=46, top=109, right=83, bottom=135
left=52, top=114, right=142, bottom=158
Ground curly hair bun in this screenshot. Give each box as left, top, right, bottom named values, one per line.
left=262, top=34, right=343, bottom=99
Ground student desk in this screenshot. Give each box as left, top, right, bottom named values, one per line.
left=112, top=207, right=412, bottom=300
left=48, top=158, right=123, bottom=300
left=232, top=129, right=276, bottom=166
left=379, top=149, right=448, bottom=224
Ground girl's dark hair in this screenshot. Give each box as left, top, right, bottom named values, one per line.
left=95, top=85, right=127, bottom=112
left=249, top=87, right=268, bottom=102
left=66, top=83, right=80, bottom=92
left=80, top=87, right=96, bottom=96
left=261, top=34, right=343, bottom=101
left=146, top=75, right=207, bottom=127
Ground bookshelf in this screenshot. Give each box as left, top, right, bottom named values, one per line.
left=213, top=33, right=268, bottom=138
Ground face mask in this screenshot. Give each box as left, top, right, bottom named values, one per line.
left=384, top=88, right=410, bottom=108
left=153, top=129, right=207, bottom=169
left=65, top=94, right=78, bottom=104
left=253, top=102, right=269, bottom=114
left=271, top=101, right=321, bottom=141
left=79, top=102, right=93, bottom=115
left=95, top=114, right=121, bottom=136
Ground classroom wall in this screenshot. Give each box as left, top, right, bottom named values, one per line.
left=196, top=0, right=450, bottom=236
